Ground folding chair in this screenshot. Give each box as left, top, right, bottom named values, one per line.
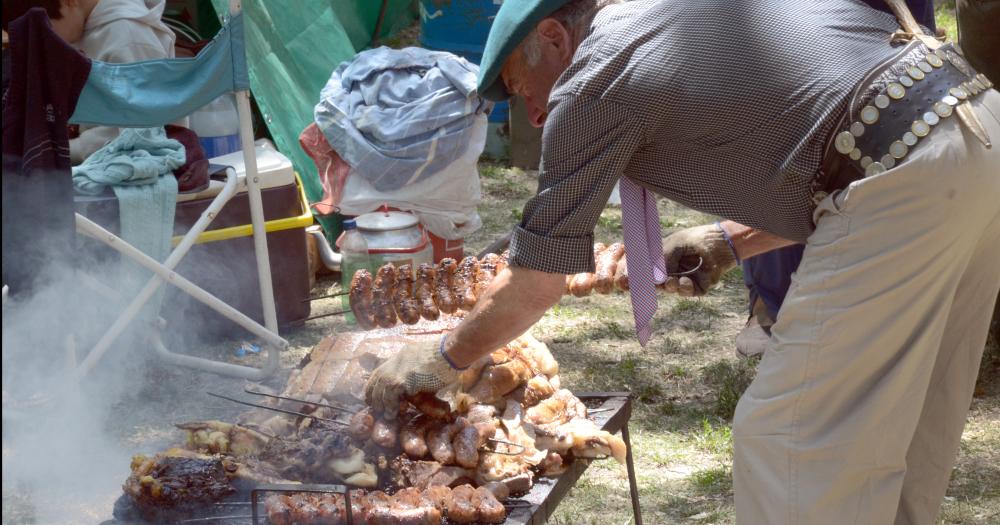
left=68, top=0, right=285, bottom=380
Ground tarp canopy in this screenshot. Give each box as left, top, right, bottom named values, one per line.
left=210, top=0, right=417, bottom=242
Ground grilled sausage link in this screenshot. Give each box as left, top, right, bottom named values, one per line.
left=454, top=256, right=480, bottom=310
left=414, top=263, right=440, bottom=321
left=568, top=243, right=606, bottom=297
left=393, top=263, right=421, bottom=325
left=474, top=253, right=500, bottom=299
left=594, top=242, right=626, bottom=294
left=614, top=253, right=629, bottom=291
left=348, top=269, right=377, bottom=330
left=372, top=263, right=398, bottom=328
left=434, top=258, right=459, bottom=315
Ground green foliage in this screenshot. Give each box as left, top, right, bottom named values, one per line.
left=701, top=359, right=759, bottom=419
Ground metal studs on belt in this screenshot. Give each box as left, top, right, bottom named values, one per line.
left=917, top=61, right=933, bottom=73
left=946, top=50, right=974, bottom=76
left=860, top=156, right=873, bottom=169
left=907, top=66, right=926, bottom=81
left=943, top=95, right=960, bottom=106
left=902, top=131, right=919, bottom=147
left=933, top=101, right=954, bottom=118
left=889, top=140, right=908, bottom=159
left=923, top=111, right=940, bottom=126
left=911, top=119, right=931, bottom=137
left=835, top=131, right=855, bottom=154
left=849, top=148, right=861, bottom=160
left=978, top=73, right=994, bottom=89
left=925, top=54, right=944, bottom=68
left=861, top=105, right=880, bottom=124
left=874, top=94, right=891, bottom=108
left=880, top=154, right=896, bottom=169
left=850, top=121, right=865, bottom=137
left=887, top=83, right=906, bottom=100
left=949, top=86, right=969, bottom=100
left=972, top=78, right=986, bottom=92
left=898, top=75, right=914, bottom=88
left=865, top=161, right=887, bottom=176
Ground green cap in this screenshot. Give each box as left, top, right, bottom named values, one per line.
left=477, top=0, right=571, bottom=102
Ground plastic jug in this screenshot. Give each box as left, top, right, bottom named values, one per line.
left=189, top=93, right=241, bottom=158
left=339, top=219, right=372, bottom=324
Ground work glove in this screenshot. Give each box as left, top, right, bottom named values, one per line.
left=364, top=338, right=461, bottom=419
left=660, top=224, right=737, bottom=297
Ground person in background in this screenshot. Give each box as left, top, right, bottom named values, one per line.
left=1, top=0, right=179, bottom=164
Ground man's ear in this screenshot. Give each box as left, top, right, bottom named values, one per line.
left=535, top=18, right=574, bottom=65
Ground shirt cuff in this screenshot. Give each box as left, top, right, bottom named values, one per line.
left=508, top=226, right=596, bottom=275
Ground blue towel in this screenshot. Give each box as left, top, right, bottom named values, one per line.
left=73, top=127, right=183, bottom=310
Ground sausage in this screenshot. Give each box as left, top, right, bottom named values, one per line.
left=495, top=251, right=509, bottom=277
left=453, top=256, right=480, bottom=310
left=568, top=243, right=606, bottom=297
left=473, top=486, right=507, bottom=524
left=372, top=263, right=398, bottom=328
left=348, top=269, right=377, bottom=330
left=614, top=253, right=629, bottom=291
left=473, top=253, right=498, bottom=299
left=400, top=414, right=432, bottom=459
left=428, top=420, right=463, bottom=464
left=414, top=263, right=440, bottom=321
left=265, top=495, right=293, bottom=525
left=454, top=420, right=496, bottom=469
left=348, top=408, right=375, bottom=441
left=367, top=505, right=441, bottom=525
left=372, top=417, right=398, bottom=448
left=393, top=263, right=421, bottom=325
left=434, top=258, right=459, bottom=314
left=445, top=484, right=478, bottom=524
left=594, top=242, right=625, bottom=294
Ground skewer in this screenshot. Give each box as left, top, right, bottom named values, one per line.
left=483, top=438, right=526, bottom=455
left=301, top=290, right=349, bottom=303
left=503, top=500, right=535, bottom=509
left=206, top=392, right=348, bottom=426
left=176, top=515, right=253, bottom=523
left=666, top=256, right=704, bottom=277
left=305, top=309, right=350, bottom=321
left=588, top=407, right=615, bottom=414
left=243, top=386, right=355, bottom=414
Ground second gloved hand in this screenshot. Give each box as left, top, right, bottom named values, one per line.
left=364, top=338, right=461, bottom=418
left=661, top=223, right=737, bottom=296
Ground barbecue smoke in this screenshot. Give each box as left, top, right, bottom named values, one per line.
left=2, top=257, right=170, bottom=524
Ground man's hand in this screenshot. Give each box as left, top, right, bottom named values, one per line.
left=364, top=338, right=461, bottom=418
left=661, top=224, right=737, bottom=296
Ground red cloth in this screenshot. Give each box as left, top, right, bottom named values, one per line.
left=299, top=122, right=350, bottom=216
left=165, top=124, right=209, bottom=193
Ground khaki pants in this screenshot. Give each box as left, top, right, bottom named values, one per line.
left=733, top=89, right=1000, bottom=524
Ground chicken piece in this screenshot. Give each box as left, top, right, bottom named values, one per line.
left=372, top=264, right=398, bottom=328
left=428, top=420, right=462, bottom=464
left=458, top=354, right=493, bottom=391
left=401, top=414, right=433, bottom=459
left=414, top=263, right=440, bottom=321
left=393, top=263, right=421, bottom=325
left=525, top=389, right=584, bottom=426
left=594, top=242, right=626, bottom=294
left=454, top=419, right=497, bottom=469
left=464, top=403, right=498, bottom=423
left=480, top=481, right=510, bottom=502
left=434, top=258, right=459, bottom=314
left=467, top=359, right=533, bottom=404
left=344, top=463, right=379, bottom=487
left=372, top=417, right=399, bottom=449
left=406, top=392, right=452, bottom=420
left=511, top=335, right=559, bottom=378
left=538, top=451, right=569, bottom=477
left=522, top=374, right=556, bottom=407
left=445, top=484, right=478, bottom=524
left=348, top=408, right=375, bottom=441
left=473, top=486, right=507, bottom=524
left=348, top=269, right=377, bottom=330
left=176, top=420, right=270, bottom=456
left=614, top=253, right=629, bottom=291
left=554, top=389, right=588, bottom=420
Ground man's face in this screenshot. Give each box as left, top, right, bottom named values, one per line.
left=50, top=0, right=96, bottom=44
left=500, top=19, right=576, bottom=128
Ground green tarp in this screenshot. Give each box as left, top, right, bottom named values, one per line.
left=210, top=0, right=416, bottom=242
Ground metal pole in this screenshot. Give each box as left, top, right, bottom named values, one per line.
left=621, top=398, right=643, bottom=525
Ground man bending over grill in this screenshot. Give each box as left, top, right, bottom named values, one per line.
left=365, top=0, right=1000, bottom=522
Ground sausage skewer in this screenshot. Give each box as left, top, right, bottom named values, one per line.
left=594, top=242, right=625, bottom=294
left=393, top=263, right=422, bottom=325
left=348, top=269, right=377, bottom=329
left=454, top=256, right=480, bottom=310
left=414, top=263, right=440, bottom=321
left=372, top=263, right=398, bottom=328
left=434, top=258, right=459, bottom=315
left=568, top=243, right=606, bottom=297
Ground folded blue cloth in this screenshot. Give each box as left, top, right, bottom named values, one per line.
left=73, top=127, right=182, bottom=312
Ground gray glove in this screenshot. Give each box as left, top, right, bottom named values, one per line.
left=364, top=338, right=461, bottom=418
left=661, top=224, right=738, bottom=296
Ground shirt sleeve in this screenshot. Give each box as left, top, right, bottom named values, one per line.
left=509, top=95, right=647, bottom=274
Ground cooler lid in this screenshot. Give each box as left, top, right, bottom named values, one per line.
left=355, top=211, right=420, bottom=232
left=178, top=139, right=294, bottom=202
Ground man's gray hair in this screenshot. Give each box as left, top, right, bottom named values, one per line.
left=521, top=0, right=622, bottom=66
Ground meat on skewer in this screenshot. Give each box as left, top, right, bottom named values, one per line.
left=446, top=484, right=479, bottom=524
left=406, top=392, right=452, bottom=420
left=473, top=253, right=498, bottom=300
left=614, top=253, right=629, bottom=291
left=348, top=269, right=377, bottom=330
left=372, top=417, right=399, bottom=448
left=594, top=242, right=625, bottom=294
left=414, top=263, right=440, bottom=321
left=568, top=243, right=606, bottom=297
left=428, top=420, right=463, bottom=464
left=401, top=413, right=433, bottom=459
left=372, top=263, right=398, bottom=328
left=473, top=486, right=507, bottom=524
left=348, top=407, right=375, bottom=440
left=434, top=258, right=460, bottom=315
left=393, top=263, right=421, bottom=325
left=453, top=256, right=480, bottom=310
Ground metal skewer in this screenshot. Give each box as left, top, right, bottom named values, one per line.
left=177, top=515, right=253, bottom=523
left=243, top=386, right=355, bottom=414
left=483, top=437, right=527, bottom=455
left=305, top=309, right=350, bottom=321
left=301, top=290, right=349, bottom=303
left=207, top=392, right=347, bottom=425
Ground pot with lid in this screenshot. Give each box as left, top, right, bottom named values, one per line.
left=338, top=210, right=433, bottom=269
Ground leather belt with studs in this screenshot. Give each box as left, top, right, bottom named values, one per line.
left=832, top=43, right=992, bottom=178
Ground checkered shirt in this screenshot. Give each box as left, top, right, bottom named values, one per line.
left=508, top=0, right=906, bottom=274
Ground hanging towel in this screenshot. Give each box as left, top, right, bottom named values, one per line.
left=72, top=127, right=183, bottom=305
